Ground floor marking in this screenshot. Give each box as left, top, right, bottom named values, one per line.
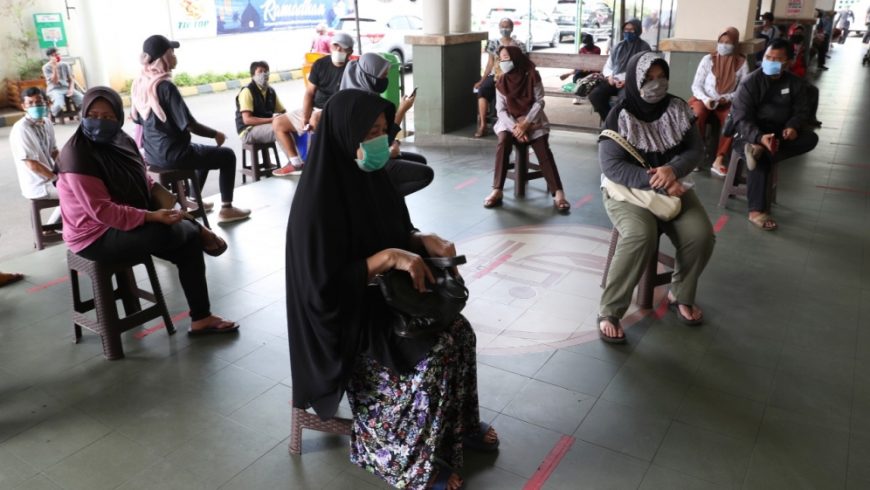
left=473, top=253, right=512, bottom=279
left=713, top=214, right=730, bottom=234
left=134, top=311, right=190, bottom=339
left=27, top=276, right=69, bottom=294
left=454, top=177, right=479, bottom=190
left=573, top=193, right=594, bottom=208
left=815, top=185, right=870, bottom=195
left=523, top=435, right=576, bottom=490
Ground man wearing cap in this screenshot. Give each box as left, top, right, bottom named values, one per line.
left=272, top=31, right=354, bottom=176
left=131, top=34, right=250, bottom=223
left=42, top=48, right=84, bottom=118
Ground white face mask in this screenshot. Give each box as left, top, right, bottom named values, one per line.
left=499, top=60, right=514, bottom=74
left=331, top=50, right=347, bottom=64
left=717, top=43, right=735, bottom=56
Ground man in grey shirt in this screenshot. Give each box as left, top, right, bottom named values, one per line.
left=42, top=48, right=84, bottom=117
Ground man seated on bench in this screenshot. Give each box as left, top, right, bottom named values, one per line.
left=42, top=48, right=84, bottom=118
left=272, top=31, right=355, bottom=176
left=588, top=19, right=651, bottom=124
left=9, top=87, right=62, bottom=227
left=731, top=39, right=818, bottom=231
left=233, top=60, right=288, bottom=164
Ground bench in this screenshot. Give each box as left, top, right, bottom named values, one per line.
left=528, top=52, right=608, bottom=98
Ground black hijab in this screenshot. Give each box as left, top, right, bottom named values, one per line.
left=56, top=86, right=150, bottom=210
left=285, top=89, right=434, bottom=419
left=609, top=19, right=651, bottom=74
left=604, top=52, right=694, bottom=155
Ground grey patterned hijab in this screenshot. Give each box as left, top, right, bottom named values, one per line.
left=605, top=52, right=694, bottom=153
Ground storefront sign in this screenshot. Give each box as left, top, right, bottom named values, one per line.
left=217, top=0, right=331, bottom=35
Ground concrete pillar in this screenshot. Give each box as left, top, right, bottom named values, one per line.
left=421, top=0, right=448, bottom=35
left=449, top=0, right=471, bottom=33
left=675, top=0, right=760, bottom=42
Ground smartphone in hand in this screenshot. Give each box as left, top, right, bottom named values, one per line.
left=409, top=87, right=418, bottom=97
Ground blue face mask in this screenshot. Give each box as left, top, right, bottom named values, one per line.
left=356, top=134, right=391, bottom=172
left=623, top=32, right=638, bottom=42
left=761, top=59, right=782, bottom=76
left=81, top=117, right=121, bottom=144
left=26, top=106, right=48, bottom=120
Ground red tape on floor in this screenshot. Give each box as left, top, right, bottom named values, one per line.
left=134, top=311, right=190, bottom=339
left=27, top=276, right=69, bottom=294
left=472, top=253, right=512, bottom=279
left=573, top=193, right=594, bottom=208
left=523, top=435, right=575, bottom=490
left=713, top=214, right=730, bottom=233
left=454, top=177, right=479, bottom=190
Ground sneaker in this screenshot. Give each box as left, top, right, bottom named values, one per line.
left=217, top=206, right=251, bottom=224
left=744, top=143, right=760, bottom=171
left=272, top=164, right=303, bottom=177
left=572, top=97, right=581, bottom=105
left=203, top=201, right=214, bottom=212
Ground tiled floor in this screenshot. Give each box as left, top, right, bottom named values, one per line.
left=2, top=41, right=870, bottom=489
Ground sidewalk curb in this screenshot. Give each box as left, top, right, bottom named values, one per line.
left=1, top=69, right=304, bottom=126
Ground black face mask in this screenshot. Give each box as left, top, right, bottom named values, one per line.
left=373, top=77, right=389, bottom=93
left=791, top=34, right=805, bottom=44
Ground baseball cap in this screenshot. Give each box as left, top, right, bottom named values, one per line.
left=143, top=34, right=180, bottom=60
left=331, top=31, right=354, bottom=50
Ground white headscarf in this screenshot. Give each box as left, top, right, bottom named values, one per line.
left=130, top=51, right=174, bottom=123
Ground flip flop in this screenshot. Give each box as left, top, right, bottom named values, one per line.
left=597, top=315, right=627, bottom=344
left=748, top=213, right=777, bottom=231
left=463, top=422, right=499, bottom=452
left=668, top=301, right=703, bottom=326
left=710, top=165, right=728, bottom=178
left=0, top=272, right=24, bottom=288
left=554, top=198, right=571, bottom=213
left=187, top=320, right=240, bottom=336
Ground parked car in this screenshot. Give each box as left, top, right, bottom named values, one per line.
left=581, top=2, right=613, bottom=41
left=553, top=0, right=579, bottom=43
left=483, top=7, right=560, bottom=49
left=335, top=15, right=422, bottom=68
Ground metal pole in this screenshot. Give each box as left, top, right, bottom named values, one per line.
left=354, top=0, right=362, bottom=54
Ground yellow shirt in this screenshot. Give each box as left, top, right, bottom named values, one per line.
left=238, top=85, right=285, bottom=136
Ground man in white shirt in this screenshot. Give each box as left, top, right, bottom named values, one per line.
left=9, top=87, right=62, bottom=225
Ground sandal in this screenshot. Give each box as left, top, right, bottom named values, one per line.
left=553, top=198, right=571, bottom=213
left=483, top=191, right=503, bottom=209
left=710, top=165, right=728, bottom=178
left=473, top=127, right=488, bottom=138
left=748, top=213, right=777, bottom=231
left=667, top=296, right=703, bottom=326
left=597, top=315, right=626, bottom=344
left=428, top=461, right=463, bottom=490
left=463, top=422, right=499, bottom=452
left=188, top=319, right=240, bottom=336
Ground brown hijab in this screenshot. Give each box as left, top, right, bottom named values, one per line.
left=711, top=27, right=745, bottom=95
left=495, top=45, right=542, bottom=119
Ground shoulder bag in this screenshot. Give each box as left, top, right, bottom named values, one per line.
left=376, top=255, right=469, bottom=339
left=599, top=129, right=683, bottom=221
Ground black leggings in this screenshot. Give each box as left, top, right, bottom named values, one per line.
left=78, top=221, right=211, bottom=321
left=588, top=82, right=621, bottom=122
left=156, top=143, right=237, bottom=203
left=385, top=151, right=433, bottom=197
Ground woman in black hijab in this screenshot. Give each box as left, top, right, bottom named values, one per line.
left=588, top=19, right=652, bottom=122
left=597, top=52, right=715, bottom=343
left=286, top=89, right=496, bottom=489
left=56, top=86, right=238, bottom=335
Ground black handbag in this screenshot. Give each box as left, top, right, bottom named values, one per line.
left=375, top=255, right=469, bottom=339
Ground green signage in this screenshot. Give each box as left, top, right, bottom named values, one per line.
left=33, top=13, right=67, bottom=49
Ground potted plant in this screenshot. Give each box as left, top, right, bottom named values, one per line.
left=2, top=0, right=46, bottom=109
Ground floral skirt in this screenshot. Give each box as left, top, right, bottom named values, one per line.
left=346, top=316, right=480, bottom=489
